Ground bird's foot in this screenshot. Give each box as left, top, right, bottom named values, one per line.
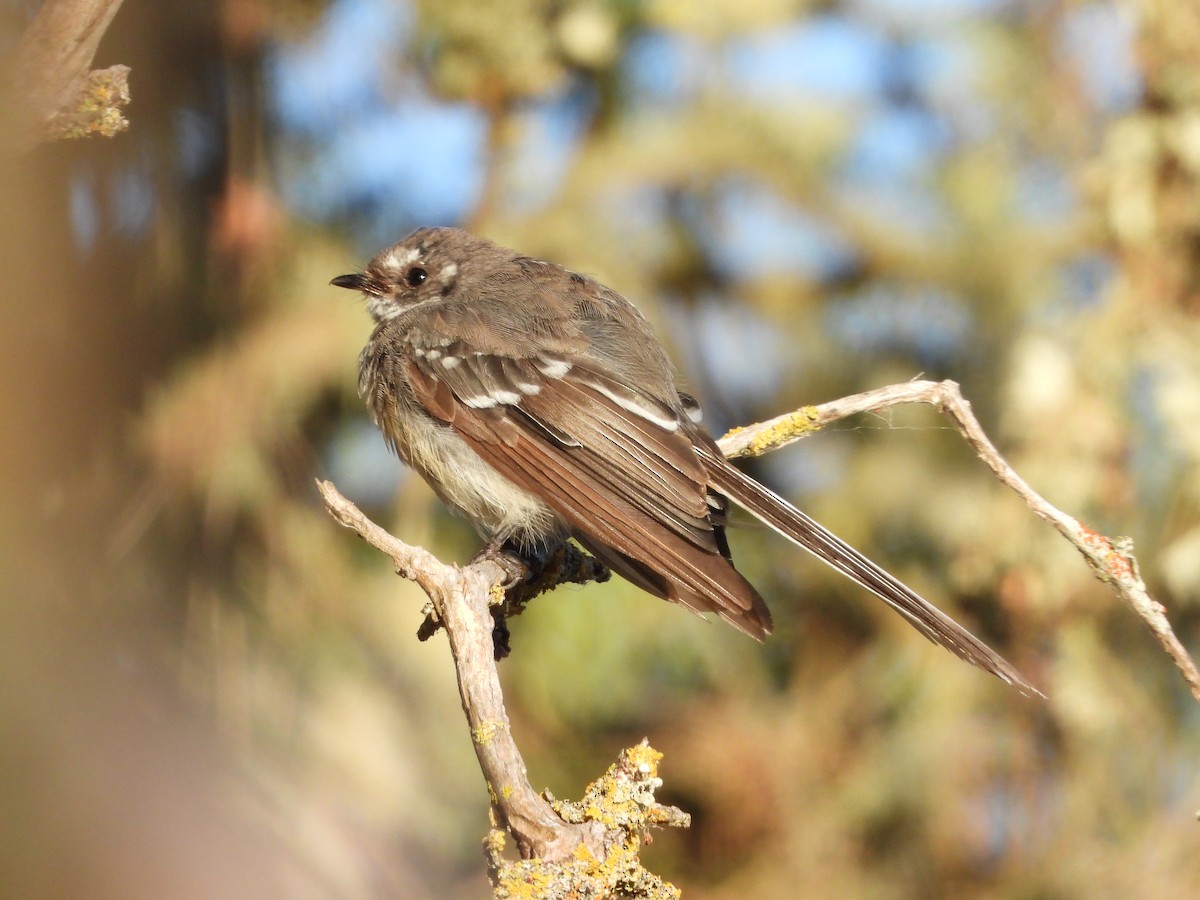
left=470, top=535, right=530, bottom=590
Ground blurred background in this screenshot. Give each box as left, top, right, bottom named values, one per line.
left=2, top=0, right=1199, bottom=896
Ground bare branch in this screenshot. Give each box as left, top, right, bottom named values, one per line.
left=719, top=379, right=1200, bottom=704
left=5, top=0, right=130, bottom=150
left=317, top=479, right=601, bottom=860
left=318, top=479, right=686, bottom=884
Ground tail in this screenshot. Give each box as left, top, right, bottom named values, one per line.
left=699, top=447, right=1041, bottom=697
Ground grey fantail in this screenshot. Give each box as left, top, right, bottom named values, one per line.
left=333, top=226, right=1038, bottom=696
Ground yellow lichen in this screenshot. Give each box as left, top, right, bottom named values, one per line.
left=473, top=719, right=506, bottom=745
left=626, top=742, right=663, bottom=775
left=746, top=407, right=820, bottom=456
left=572, top=843, right=597, bottom=864
left=487, top=742, right=686, bottom=898
left=51, top=66, right=131, bottom=142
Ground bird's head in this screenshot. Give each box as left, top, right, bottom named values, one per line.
left=331, top=226, right=488, bottom=322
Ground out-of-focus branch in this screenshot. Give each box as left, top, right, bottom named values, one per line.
left=720, top=379, right=1200, bottom=704
left=5, top=0, right=129, bottom=150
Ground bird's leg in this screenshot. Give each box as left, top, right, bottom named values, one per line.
left=467, top=533, right=537, bottom=661
left=476, top=534, right=589, bottom=659
left=418, top=535, right=527, bottom=647
left=470, top=533, right=531, bottom=590
left=462, top=534, right=608, bottom=659
left=490, top=609, right=512, bottom=660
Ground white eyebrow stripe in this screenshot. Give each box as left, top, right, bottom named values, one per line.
left=383, top=246, right=420, bottom=269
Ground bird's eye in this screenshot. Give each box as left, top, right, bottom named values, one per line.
left=405, top=267, right=428, bottom=287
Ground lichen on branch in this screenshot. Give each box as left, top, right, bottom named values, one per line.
left=488, top=742, right=690, bottom=900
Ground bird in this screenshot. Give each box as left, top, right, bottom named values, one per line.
left=332, top=226, right=1039, bottom=696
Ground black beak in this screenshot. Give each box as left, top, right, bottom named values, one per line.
left=330, top=273, right=369, bottom=291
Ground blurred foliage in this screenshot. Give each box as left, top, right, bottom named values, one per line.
left=2, top=0, right=1199, bottom=897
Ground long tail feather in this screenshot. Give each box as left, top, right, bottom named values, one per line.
left=701, top=449, right=1041, bottom=697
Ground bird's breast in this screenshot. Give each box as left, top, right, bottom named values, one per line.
left=358, top=335, right=561, bottom=544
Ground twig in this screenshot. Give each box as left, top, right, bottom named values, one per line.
left=318, top=479, right=691, bottom=895
left=317, top=479, right=606, bottom=862
left=720, top=379, right=1200, bottom=704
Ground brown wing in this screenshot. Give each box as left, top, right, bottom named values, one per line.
left=405, top=341, right=773, bottom=640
